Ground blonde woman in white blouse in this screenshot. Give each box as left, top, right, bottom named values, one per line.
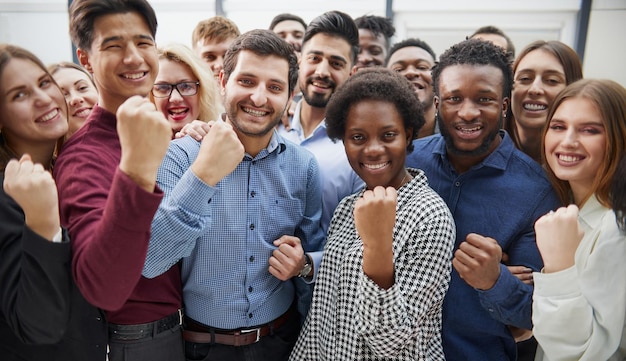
left=532, top=79, right=626, bottom=361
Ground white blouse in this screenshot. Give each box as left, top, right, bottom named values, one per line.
left=533, top=195, right=626, bottom=361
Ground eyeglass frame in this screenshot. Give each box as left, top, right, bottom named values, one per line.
left=151, top=81, right=200, bottom=98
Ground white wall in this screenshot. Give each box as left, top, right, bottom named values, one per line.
left=583, top=0, right=626, bottom=86
left=0, top=0, right=624, bottom=86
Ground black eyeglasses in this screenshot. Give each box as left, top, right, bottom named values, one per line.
left=151, top=81, right=200, bottom=98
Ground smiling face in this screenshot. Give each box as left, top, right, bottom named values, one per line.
left=153, top=59, right=200, bottom=132
left=544, top=97, right=606, bottom=204
left=78, top=11, right=158, bottom=114
left=221, top=50, right=290, bottom=140
left=299, top=33, right=353, bottom=108
left=387, top=46, right=435, bottom=107
left=355, top=29, right=387, bottom=70
left=512, top=49, right=567, bottom=132
left=0, top=58, right=68, bottom=149
left=437, top=64, right=507, bottom=167
left=343, top=100, right=411, bottom=190
left=52, top=67, right=98, bottom=136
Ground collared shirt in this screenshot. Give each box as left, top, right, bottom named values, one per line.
left=290, top=169, right=455, bottom=361
left=143, top=131, right=325, bottom=330
left=533, top=195, right=626, bottom=361
left=278, top=100, right=364, bottom=233
left=54, top=105, right=180, bottom=325
left=405, top=131, right=561, bottom=361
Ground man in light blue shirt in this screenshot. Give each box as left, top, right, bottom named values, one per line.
left=278, top=11, right=364, bottom=233
left=143, top=29, right=325, bottom=361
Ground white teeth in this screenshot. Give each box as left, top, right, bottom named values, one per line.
left=243, top=107, right=266, bottom=117
left=123, top=72, right=145, bottom=80
left=363, top=162, right=389, bottom=170
left=523, top=103, right=546, bottom=111
left=74, top=108, right=91, bottom=117
left=456, top=126, right=481, bottom=133
left=559, top=154, right=582, bottom=162
left=312, top=81, right=330, bottom=88
left=39, top=109, right=59, bottom=122
left=169, top=108, right=187, bottom=114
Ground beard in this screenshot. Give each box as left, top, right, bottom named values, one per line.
left=437, top=112, right=503, bottom=157
left=225, top=101, right=284, bottom=138
left=300, top=76, right=336, bottom=108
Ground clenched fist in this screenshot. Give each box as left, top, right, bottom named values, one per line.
left=354, top=186, right=397, bottom=289
left=191, top=121, right=244, bottom=186
left=534, top=205, right=584, bottom=273
left=3, top=154, right=60, bottom=240
left=117, top=96, right=172, bottom=192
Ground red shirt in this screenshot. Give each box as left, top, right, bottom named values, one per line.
left=54, top=105, right=181, bottom=324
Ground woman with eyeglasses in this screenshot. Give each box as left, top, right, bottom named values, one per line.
left=150, top=43, right=223, bottom=138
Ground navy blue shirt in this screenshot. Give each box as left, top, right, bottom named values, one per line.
left=406, top=131, right=561, bottom=361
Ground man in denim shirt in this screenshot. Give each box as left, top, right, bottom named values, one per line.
left=406, top=39, right=560, bottom=360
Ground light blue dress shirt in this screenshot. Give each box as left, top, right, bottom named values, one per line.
left=278, top=100, right=364, bottom=233
left=143, top=131, right=325, bottom=330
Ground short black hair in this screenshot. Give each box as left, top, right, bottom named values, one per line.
left=325, top=68, right=424, bottom=152
left=469, top=25, right=515, bottom=61
left=69, top=0, right=158, bottom=51
left=302, top=10, right=359, bottom=65
left=269, top=13, right=307, bottom=31
left=223, top=29, right=299, bottom=95
left=432, top=39, right=513, bottom=99
left=386, top=37, right=436, bottom=65
left=354, top=15, right=396, bottom=49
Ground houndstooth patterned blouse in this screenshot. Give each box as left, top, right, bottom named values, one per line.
left=290, top=168, right=456, bottom=361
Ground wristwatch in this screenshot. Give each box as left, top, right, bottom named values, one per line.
left=298, top=254, right=312, bottom=278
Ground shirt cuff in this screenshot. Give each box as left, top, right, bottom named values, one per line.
left=51, top=228, right=63, bottom=243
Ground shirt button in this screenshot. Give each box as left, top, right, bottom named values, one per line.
left=248, top=313, right=253, bottom=318
left=250, top=191, right=256, bottom=197
left=455, top=181, right=461, bottom=187
left=249, top=223, right=255, bottom=230
left=248, top=286, right=253, bottom=292
left=249, top=255, right=254, bottom=262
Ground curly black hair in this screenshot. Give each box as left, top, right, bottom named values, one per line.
left=325, top=68, right=424, bottom=153
left=432, top=38, right=513, bottom=99
left=354, top=15, right=396, bottom=49
left=386, top=37, right=436, bottom=66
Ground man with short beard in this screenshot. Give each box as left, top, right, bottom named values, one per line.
left=278, top=11, right=364, bottom=234
left=405, top=39, right=560, bottom=361
left=142, top=29, right=325, bottom=361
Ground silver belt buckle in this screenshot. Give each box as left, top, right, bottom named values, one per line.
left=240, top=328, right=261, bottom=343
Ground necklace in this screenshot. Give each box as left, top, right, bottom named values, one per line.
left=396, top=170, right=411, bottom=189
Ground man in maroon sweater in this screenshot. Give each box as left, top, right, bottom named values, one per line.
left=53, top=0, right=184, bottom=360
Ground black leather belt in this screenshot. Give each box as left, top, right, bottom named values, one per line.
left=109, top=309, right=182, bottom=341
left=183, top=307, right=293, bottom=346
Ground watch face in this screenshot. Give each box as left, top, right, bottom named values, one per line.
left=300, top=263, right=312, bottom=278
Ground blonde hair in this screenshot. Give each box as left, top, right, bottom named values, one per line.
left=542, top=79, right=626, bottom=207
left=151, top=43, right=223, bottom=122
left=192, top=16, right=240, bottom=46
